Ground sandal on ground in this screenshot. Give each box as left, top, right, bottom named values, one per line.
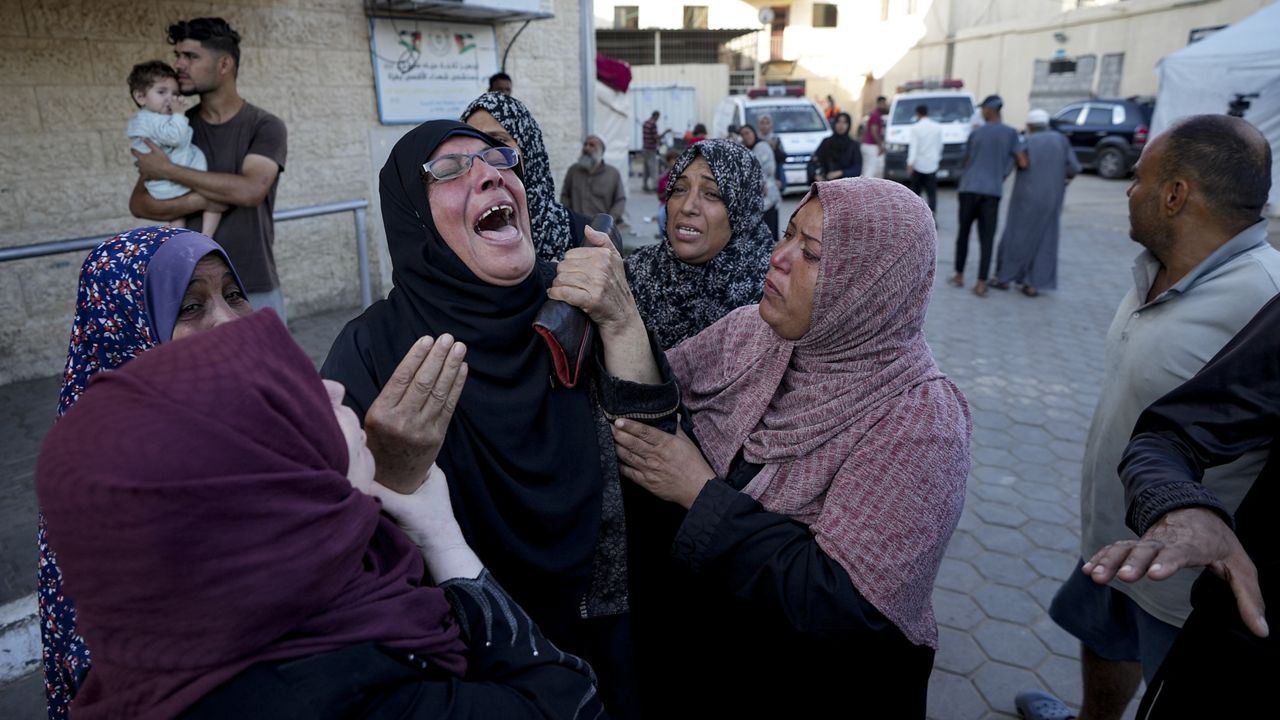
left=1021, top=285, right=1039, bottom=297
left=973, top=282, right=988, bottom=297
left=988, top=280, right=1011, bottom=290
left=1015, top=690, right=1075, bottom=720
left=948, top=274, right=964, bottom=288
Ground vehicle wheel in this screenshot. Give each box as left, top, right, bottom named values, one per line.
left=1096, top=147, right=1127, bottom=179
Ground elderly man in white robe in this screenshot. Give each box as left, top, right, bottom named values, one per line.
left=990, top=109, right=1081, bottom=296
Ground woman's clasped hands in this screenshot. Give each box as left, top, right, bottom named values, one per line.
left=612, top=418, right=714, bottom=509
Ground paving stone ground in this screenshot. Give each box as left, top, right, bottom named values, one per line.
left=3, top=172, right=1274, bottom=718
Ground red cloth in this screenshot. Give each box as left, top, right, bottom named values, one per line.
left=667, top=178, right=971, bottom=648
left=862, top=109, right=884, bottom=144
left=38, top=310, right=467, bottom=719
left=596, top=53, right=631, bottom=93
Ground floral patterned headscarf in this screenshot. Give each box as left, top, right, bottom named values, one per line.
left=41, top=225, right=239, bottom=719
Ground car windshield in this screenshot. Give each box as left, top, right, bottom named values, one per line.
left=745, top=105, right=827, bottom=133
left=891, top=96, right=975, bottom=124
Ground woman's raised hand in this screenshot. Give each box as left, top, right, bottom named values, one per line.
left=363, top=334, right=468, bottom=494
left=612, top=418, right=715, bottom=509
left=548, top=227, right=641, bottom=338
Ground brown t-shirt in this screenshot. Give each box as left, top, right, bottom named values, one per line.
left=185, top=102, right=287, bottom=293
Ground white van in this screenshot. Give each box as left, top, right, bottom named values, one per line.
left=883, top=82, right=978, bottom=182
left=712, top=90, right=829, bottom=191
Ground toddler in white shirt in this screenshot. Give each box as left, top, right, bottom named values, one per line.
left=126, top=61, right=220, bottom=236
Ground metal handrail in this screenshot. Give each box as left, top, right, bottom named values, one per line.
left=0, top=199, right=373, bottom=307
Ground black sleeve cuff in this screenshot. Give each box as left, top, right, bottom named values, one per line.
left=1127, top=483, right=1235, bottom=536
left=593, top=333, right=680, bottom=428
left=672, top=479, right=741, bottom=575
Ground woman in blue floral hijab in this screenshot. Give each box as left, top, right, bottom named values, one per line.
left=39, top=226, right=248, bottom=719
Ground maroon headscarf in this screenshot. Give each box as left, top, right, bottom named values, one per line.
left=37, top=310, right=466, bottom=719
left=667, top=178, right=971, bottom=648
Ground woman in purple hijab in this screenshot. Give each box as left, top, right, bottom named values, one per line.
left=40, top=226, right=252, bottom=719
left=37, top=310, right=602, bottom=719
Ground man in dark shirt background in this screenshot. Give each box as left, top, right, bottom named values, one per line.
left=951, top=94, right=1027, bottom=297
left=488, top=72, right=513, bottom=95
left=131, top=17, right=288, bottom=320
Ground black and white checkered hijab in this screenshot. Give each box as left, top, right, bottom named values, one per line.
left=463, top=93, right=577, bottom=262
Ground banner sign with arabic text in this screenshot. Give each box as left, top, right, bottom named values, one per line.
left=370, top=17, right=500, bottom=124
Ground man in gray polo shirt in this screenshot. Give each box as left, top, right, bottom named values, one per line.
left=1016, top=115, right=1280, bottom=720
left=951, top=94, right=1026, bottom=297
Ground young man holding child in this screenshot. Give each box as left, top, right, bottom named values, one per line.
left=129, top=17, right=289, bottom=320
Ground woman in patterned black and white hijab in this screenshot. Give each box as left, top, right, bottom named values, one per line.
left=462, top=92, right=589, bottom=263
left=625, top=138, right=774, bottom=349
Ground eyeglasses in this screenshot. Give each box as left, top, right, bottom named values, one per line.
left=422, top=146, right=520, bottom=182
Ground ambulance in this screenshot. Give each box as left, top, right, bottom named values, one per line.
left=883, top=80, right=978, bottom=182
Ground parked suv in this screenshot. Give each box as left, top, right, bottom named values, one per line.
left=1050, top=97, right=1154, bottom=179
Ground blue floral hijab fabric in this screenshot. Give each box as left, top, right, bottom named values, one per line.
left=39, top=226, right=236, bottom=719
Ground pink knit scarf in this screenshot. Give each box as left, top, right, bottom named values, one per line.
left=667, top=178, right=971, bottom=648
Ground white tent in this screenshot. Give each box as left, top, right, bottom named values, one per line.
left=1151, top=1, right=1280, bottom=215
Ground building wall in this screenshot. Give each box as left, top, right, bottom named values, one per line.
left=630, top=62, right=730, bottom=134
left=882, top=0, right=1270, bottom=127
left=0, top=0, right=583, bottom=385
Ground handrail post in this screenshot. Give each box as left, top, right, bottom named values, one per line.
left=354, top=206, right=372, bottom=308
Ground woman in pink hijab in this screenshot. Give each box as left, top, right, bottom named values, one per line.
left=613, top=178, right=971, bottom=718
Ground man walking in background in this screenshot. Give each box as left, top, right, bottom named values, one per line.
left=950, top=94, right=1025, bottom=297
left=641, top=110, right=664, bottom=192
left=990, top=108, right=1080, bottom=296
left=860, top=95, right=889, bottom=178
left=906, top=104, right=942, bottom=215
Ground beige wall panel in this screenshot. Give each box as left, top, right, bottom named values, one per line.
left=0, top=184, right=21, bottom=234
left=0, top=131, right=105, bottom=178
left=312, top=49, right=374, bottom=87
left=0, top=86, right=42, bottom=132
left=0, top=264, right=25, bottom=319
left=0, top=39, right=94, bottom=86
left=88, top=41, right=181, bottom=88
left=223, top=6, right=367, bottom=52
left=0, top=0, right=28, bottom=37
left=273, top=215, right=362, bottom=315
left=18, top=255, right=79, bottom=321
left=0, top=320, right=69, bottom=384
left=235, top=47, right=317, bottom=88
left=14, top=172, right=137, bottom=238
left=288, top=120, right=371, bottom=163
left=36, top=86, right=137, bottom=131
left=23, top=0, right=164, bottom=42
left=279, top=85, right=376, bottom=124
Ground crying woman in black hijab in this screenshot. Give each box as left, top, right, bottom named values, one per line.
left=321, top=120, right=677, bottom=718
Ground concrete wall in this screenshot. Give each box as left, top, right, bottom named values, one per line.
left=630, top=62, right=729, bottom=136
left=0, top=0, right=584, bottom=385
left=882, top=0, right=1270, bottom=127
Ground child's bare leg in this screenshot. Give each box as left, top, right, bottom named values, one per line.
left=201, top=211, right=222, bottom=237
left=168, top=217, right=187, bottom=229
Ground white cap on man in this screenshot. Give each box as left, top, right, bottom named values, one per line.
left=1026, top=109, right=1050, bottom=126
